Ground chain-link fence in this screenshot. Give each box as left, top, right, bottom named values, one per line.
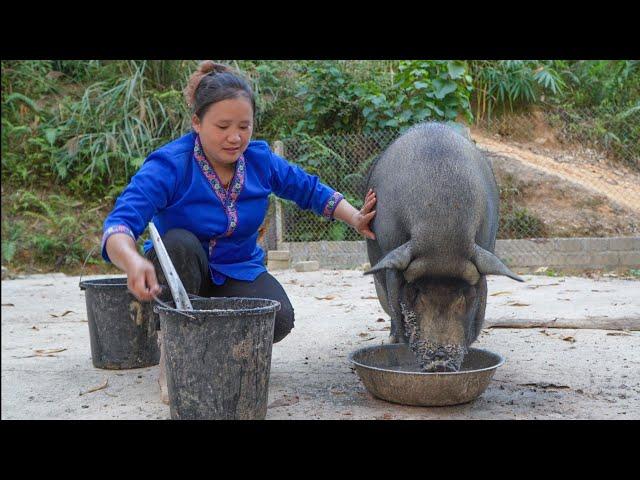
left=278, top=110, right=639, bottom=251
left=281, top=130, right=399, bottom=242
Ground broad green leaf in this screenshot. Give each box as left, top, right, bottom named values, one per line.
left=447, top=61, right=465, bottom=80
left=433, top=79, right=458, bottom=99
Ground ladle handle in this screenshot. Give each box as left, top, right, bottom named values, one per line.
left=148, top=222, right=193, bottom=311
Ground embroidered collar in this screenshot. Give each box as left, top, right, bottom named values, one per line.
left=193, top=134, right=246, bottom=257
left=193, top=134, right=246, bottom=206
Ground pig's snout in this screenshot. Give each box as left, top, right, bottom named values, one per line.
left=421, top=346, right=467, bottom=372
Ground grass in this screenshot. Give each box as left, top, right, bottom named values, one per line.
left=1, top=186, right=121, bottom=275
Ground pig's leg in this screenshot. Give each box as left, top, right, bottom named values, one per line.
left=373, top=275, right=391, bottom=317
left=470, top=276, right=488, bottom=344
left=367, top=239, right=391, bottom=316
left=385, top=268, right=407, bottom=344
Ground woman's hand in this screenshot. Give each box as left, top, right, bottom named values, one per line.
left=126, top=255, right=162, bottom=302
left=351, top=188, right=377, bottom=240
left=106, top=233, right=162, bottom=302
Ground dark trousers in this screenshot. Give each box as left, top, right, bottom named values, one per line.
left=145, top=228, right=295, bottom=343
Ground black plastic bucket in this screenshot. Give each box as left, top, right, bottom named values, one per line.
left=154, top=297, right=280, bottom=420
left=79, top=277, right=160, bottom=369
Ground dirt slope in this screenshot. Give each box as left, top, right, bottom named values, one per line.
left=472, top=132, right=640, bottom=214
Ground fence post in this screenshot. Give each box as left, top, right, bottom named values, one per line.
left=273, top=140, right=285, bottom=250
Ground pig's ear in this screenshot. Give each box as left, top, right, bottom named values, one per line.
left=364, top=241, right=412, bottom=275
left=472, top=245, right=524, bottom=282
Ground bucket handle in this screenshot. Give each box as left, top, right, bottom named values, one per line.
left=78, top=245, right=99, bottom=290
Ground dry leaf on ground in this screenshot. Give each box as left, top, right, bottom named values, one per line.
left=14, top=347, right=67, bottom=358
left=490, top=291, right=512, bottom=296
left=79, top=378, right=109, bottom=396
left=34, top=348, right=66, bottom=355
left=314, top=295, right=336, bottom=300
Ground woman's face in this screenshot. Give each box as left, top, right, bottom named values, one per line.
left=192, top=97, right=254, bottom=167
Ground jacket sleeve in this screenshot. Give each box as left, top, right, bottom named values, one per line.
left=101, top=151, right=179, bottom=262
left=268, top=148, right=344, bottom=220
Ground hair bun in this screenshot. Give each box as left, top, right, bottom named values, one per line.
left=198, top=60, right=230, bottom=75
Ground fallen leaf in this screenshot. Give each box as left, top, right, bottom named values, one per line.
left=2, top=303, right=15, bottom=307
left=342, top=411, right=353, bottom=416
left=507, top=302, right=530, bottom=307
left=358, top=332, right=371, bottom=337
left=490, top=291, right=512, bottom=296
left=31, top=326, right=39, bottom=331
left=376, top=318, right=386, bottom=322
left=14, top=347, right=67, bottom=358
left=79, top=378, right=109, bottom=396
left=314, top=295, right=336, bottom=300
left=360, top=296, right=378, bottom=299
left=268, top=395, right=300, bottom=408
left=34, top=348, right=67, bottom=355
left=562, top=336, right=576, bottom=343
left=606, top=331, right=632, bottom=336
left=50, top=310, right=74, bottom=318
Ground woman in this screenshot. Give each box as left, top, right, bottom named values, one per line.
left=102, top=61, right=377, bottom=402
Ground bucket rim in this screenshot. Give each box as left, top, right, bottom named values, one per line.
left=79, top=277, right=128, bottom=290
left=154, top=296, right=281, bottom=316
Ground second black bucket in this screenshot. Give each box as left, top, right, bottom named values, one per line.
left=154, top=297, right=280, bottom=420
left=80, top=277, right=160, bottom=369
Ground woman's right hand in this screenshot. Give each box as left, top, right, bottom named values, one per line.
left=126, top=256, right=162, bottom=302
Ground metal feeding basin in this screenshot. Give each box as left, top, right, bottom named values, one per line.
left=349, top=344, right=504, bottom=407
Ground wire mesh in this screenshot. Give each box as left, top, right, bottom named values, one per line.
left=279, top=110, right=639, bottom=244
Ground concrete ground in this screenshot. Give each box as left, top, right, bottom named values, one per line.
left=2, top=270, right=639, bottom=420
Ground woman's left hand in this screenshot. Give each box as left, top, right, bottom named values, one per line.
left=352, top=189, right=377, bottom=240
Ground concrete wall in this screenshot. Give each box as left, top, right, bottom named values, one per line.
left=278, top=237, right=640, bottom=271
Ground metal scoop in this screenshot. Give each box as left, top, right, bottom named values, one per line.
left=148, top=222, right=193, bottom=311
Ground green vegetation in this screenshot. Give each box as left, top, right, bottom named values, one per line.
left=2, top=60, right=638, bottom=270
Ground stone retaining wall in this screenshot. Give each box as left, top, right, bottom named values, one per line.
left=278, top=237, right=640, bottom=271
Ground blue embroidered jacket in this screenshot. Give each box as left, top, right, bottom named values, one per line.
left=102, top=132, right=344, bottom=285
